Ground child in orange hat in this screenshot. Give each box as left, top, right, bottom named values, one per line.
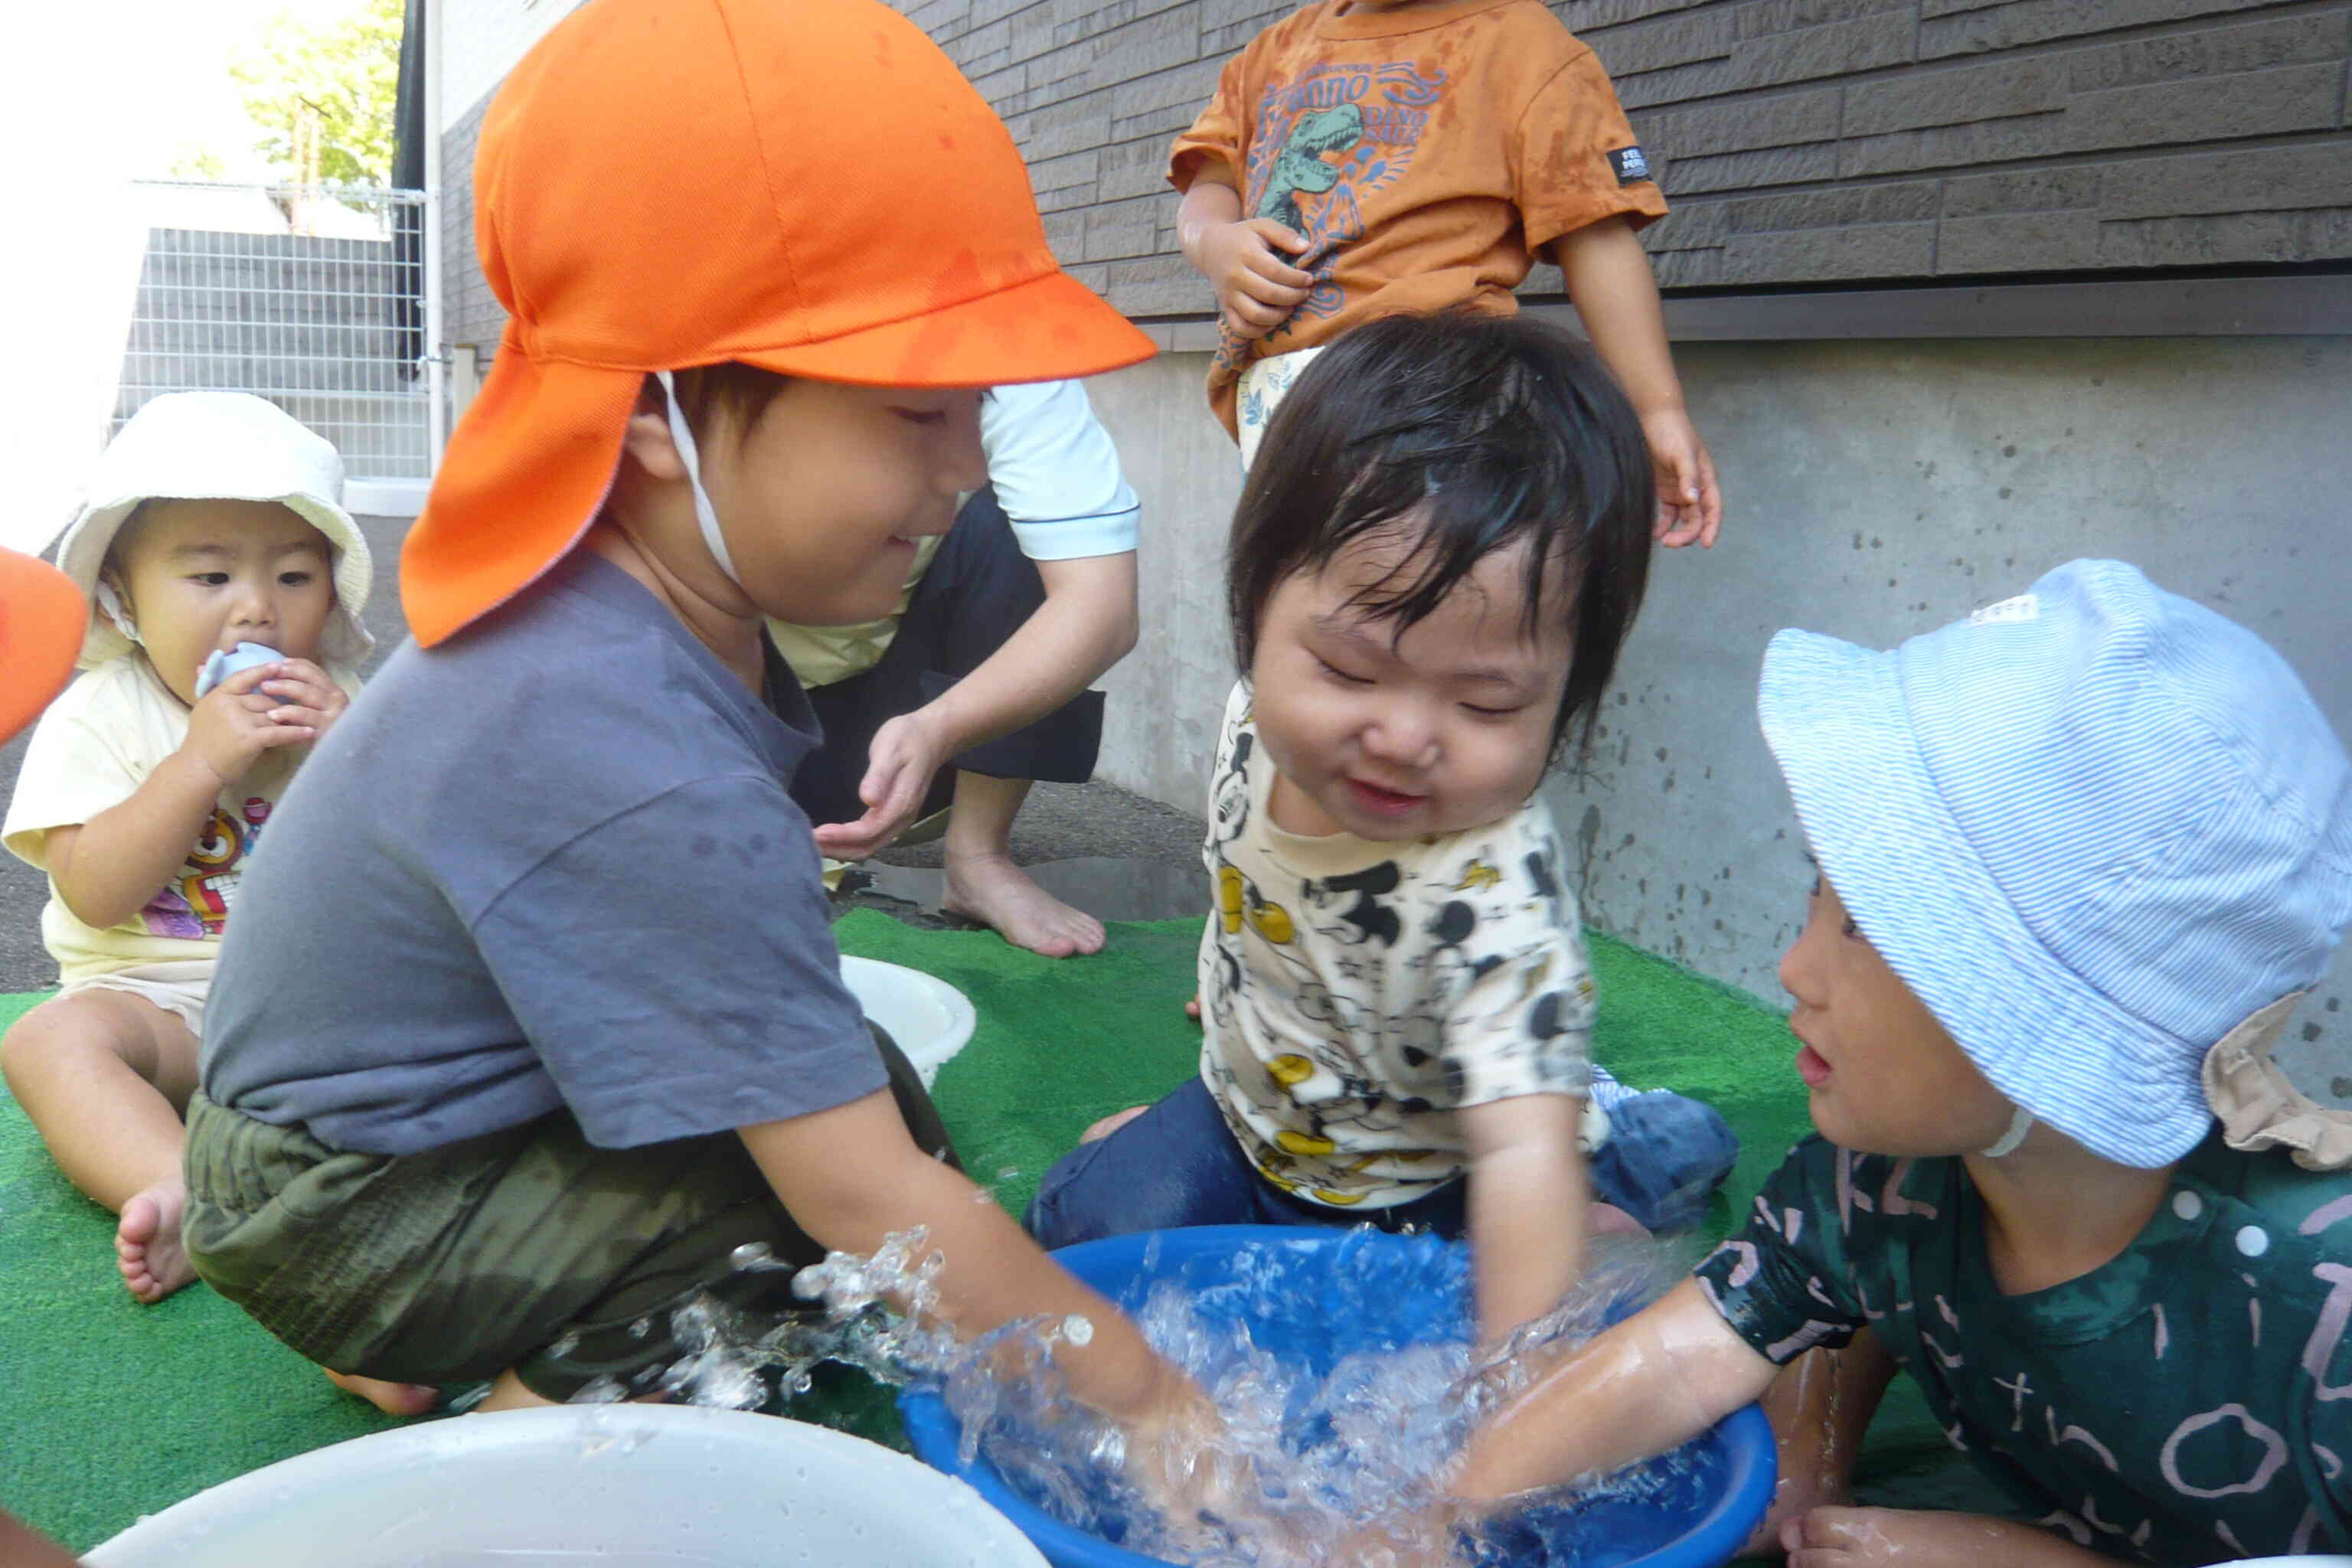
left=178, top=0, right=1223, bottom=1501
left=0, top=550, right=87, bottom=1568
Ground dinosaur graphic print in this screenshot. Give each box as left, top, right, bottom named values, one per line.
left=1240, top=60, right=1446, bottom=339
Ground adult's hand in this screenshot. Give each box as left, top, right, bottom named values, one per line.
left=811, top=707, right=950, bottom=861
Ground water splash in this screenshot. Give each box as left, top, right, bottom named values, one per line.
left=566, top=1226, right=1715, bottom=1566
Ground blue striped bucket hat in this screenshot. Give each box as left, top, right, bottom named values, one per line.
left=1758, top=559, right=2352, bottom=1168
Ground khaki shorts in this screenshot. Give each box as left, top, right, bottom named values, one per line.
left=182, top=1026, right=956, bottom=1402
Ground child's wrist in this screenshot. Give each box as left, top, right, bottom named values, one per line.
left=166, top=741, right=234, bottom=795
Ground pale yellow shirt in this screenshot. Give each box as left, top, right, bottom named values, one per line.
left=3, top=654, right=357, bottom=985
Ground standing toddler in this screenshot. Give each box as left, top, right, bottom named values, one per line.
left=1173, top=0, right=1721, bottom=547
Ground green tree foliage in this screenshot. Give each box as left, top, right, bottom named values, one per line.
left=229, top=0, right=403, bottom=189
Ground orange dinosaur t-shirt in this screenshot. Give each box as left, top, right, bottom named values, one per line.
left=1170, top=0, right=1667, bottom=437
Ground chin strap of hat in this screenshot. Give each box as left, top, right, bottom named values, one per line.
left=1980, top=1105, right=2034, bottom=1158
left=653, top=370, right=743, bottom=590
left=94, top=580, right=141, bottom=646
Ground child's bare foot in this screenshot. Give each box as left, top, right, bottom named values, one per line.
left=1186, top=993, right=1201, bottom=1021
left=944, top=851, right=1106, bottom=958
left=115, top=1180, right=196, bottom=1303
left=1782, top=1506, right=2096, bottom=1566
left=325, top=1368, right=440, bottom=1416
left=1083, top=1105, right=1149, bottom=1142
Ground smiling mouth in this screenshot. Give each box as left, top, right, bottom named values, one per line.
left=1346, top=778, right=1426, bottom=813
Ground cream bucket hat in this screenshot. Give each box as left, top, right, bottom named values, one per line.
left=51, top=393, right=373, bottom=669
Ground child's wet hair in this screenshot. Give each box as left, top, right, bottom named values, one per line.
left=1227, top=311, right=1655, bottom=763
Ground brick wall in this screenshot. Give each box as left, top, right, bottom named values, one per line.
left=905, top=0, right=2352, bottom=312
left=440, top=0, right=2351, bottom=347
left=442, top=96, right=501, bottom=358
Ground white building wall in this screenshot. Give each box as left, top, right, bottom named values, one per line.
left=434, top=0, right=586, bottom=134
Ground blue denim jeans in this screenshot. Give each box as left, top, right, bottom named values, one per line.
left=1024, top=1075, right=1737, bottom=1250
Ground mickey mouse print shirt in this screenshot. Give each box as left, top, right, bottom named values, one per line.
left=1196, top=681, right=1599, bottom=1210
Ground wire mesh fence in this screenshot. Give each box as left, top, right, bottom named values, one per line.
left=114, top=180, right=435, bottom=482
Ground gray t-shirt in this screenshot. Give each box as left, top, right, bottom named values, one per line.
left=201, top=551, right=883, bottom=1155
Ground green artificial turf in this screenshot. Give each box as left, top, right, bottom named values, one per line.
left=0, top=911, right=1994, bottom=1554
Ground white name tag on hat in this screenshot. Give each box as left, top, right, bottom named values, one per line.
left=1970, top=593, right=2040, bottom=626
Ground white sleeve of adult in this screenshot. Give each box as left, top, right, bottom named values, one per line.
left=980, top=379, right=1142, bottom=560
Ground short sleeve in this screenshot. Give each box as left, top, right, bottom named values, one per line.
left=1439, top=930, right=1596, bottom=1109
left=472, top=774, right=887, bottom=1148
left=1513, top=42, right=1670, bottom=256
left=2, top=674, right=148, bottom=867
left=1693, top=1139, right=1867, bottom=1364
left=1168, top=48, right=1253, bottom=194
left=980, top=380, right=1141, bottom=559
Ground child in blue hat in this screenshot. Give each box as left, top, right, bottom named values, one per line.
left=1436, top=559, right=2352, bottom=1564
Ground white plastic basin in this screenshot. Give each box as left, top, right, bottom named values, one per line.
left=840, top=956, right=975, bottom=1087
left=85, top=1405, right=1046, bottom=1567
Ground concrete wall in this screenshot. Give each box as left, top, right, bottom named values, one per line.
left=1084, top=332, right=2352, bottom=1093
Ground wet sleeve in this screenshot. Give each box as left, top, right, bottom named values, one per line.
left=1512, top=40, right=1671, bottom=255
left=1692, top=1138, right=1867, bottom=1364
left=472, top=774, right=886, bottom=1149
left=1, top=676, right=147, bottom=867
left=1169, top=48, right=1253, bottom=194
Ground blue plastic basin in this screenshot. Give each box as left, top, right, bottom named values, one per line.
left=900, top=1225, right=1775, bottom=1567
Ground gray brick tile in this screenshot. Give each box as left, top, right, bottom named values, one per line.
left=1580, top=6, right=1740, bottom=77
left=1936, top=210, right=2102, bottom=270
left=2068, top=12, right=2343, bottom=93
left=1726, top=179, right=1941, bottom=231
left=2096, top=142, right=2352, bottom=220
left=1922, top=0, right=2277, bottom=60
left=1844, top=57, right=2067, bottom=136
left=1643, top=84, right=1840, bottom=156
left=1940, top=165, right=2102, bottom=217
left=1729, top=12, right=1914, bottom=90
left=1724, top=218, right=1938, bottom=278
left=1659, top=139, right=1841, bottom=194
left=2099, top=207, right=2352, bottom=267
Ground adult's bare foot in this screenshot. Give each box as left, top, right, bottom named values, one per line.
left=944, top=851, right=1106, bottom=958
left=116, top=1181, right=196, bottom=1303
left=325, top=1368, right=440, bottom=1416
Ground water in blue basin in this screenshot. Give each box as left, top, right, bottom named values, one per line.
left=900, top=1226, right=1775, bottom=1568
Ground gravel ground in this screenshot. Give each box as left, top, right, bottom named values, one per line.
left=0, top=514, right=1205, bottom=990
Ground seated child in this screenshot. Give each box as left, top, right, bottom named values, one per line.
left=1441, top=558, right=2352, bottom=1563
left=1026, top=312, right=1738, bottom=1349
left=178, top=0, right=1230, bottom=1501
left=2, top=391, right=369, bottom=1305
